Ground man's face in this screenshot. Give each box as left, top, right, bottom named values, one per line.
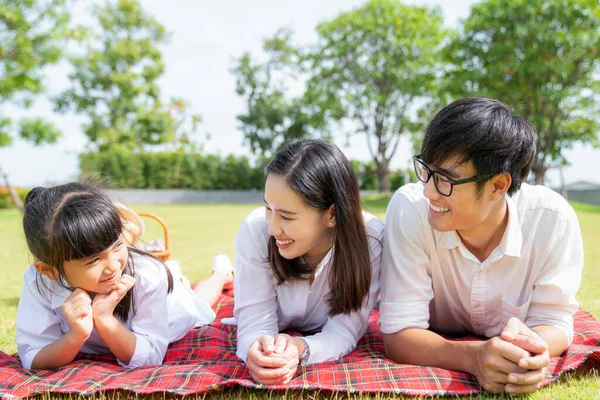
left=421, top=156, right=496, bottom=235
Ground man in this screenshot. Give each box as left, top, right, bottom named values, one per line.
left=379, top=97, right=583, bottom=395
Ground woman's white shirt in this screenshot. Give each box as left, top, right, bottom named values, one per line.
left=232, top=207, right=384, bottom=365
left=16, top=254, right=215, bottom=369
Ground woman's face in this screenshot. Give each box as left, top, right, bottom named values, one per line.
left=264, top=174, right=335, bottom=266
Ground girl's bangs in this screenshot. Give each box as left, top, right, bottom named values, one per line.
left=51, top=199, right=123, bottom=262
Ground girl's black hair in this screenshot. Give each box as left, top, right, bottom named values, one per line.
left=23, top=182, right=173, bottom=321
left=265, top=139, right=374, bottom=315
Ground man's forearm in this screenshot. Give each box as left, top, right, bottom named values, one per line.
left=531, top=325, right=569, bottom=357
left=383, top=328, right=481, bottom=375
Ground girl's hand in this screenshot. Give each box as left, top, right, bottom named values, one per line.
left=92, top=274, right=136, bottom=322
left=246, top=335, right=291, bottom=385
left=61, top=288, right=93, bottom=340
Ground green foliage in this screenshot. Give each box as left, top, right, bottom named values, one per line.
left=0, top=0, right=70, bottom=147
left=232, top=29, right=335, bottom=158
left=79, top=150, right=266, bottom=190
left=56, top=0, right=200, bottom=152
left=444, top=0, right=600, bottom=184
left=0, top=187, right=29, bottom=209
left=306, top=0, right=448, bottom=193
left=351, top=159, right=414, bottom=191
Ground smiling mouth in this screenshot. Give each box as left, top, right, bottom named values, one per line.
left=101, top=273, right=120, bottom=283
left=276, top=238, right=294, bottom=245
left=430, top=204, right=450, bottom=213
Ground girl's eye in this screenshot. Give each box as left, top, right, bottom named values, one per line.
left=86, top=258, right=100, bottom=266
left=114, top=241, right=123, bottom=250
left=281, top=215, right=292, bottom=221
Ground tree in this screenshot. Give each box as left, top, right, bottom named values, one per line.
left=306, top=0, right=447, bottom=193
left=445, top=0, right=600, bottom=184
left=56, top=0, right=186, bottom=151
left=232, top=29, right=338, bottom=158
left=0, top=0, right=71, bottom=209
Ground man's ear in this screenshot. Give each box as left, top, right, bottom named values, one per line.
left=34, top=261, right=59, bottom=280
left=491, top=172, right=511, bottom=199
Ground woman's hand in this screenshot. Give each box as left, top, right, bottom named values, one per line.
left=246, top=335, right=299, bottom=385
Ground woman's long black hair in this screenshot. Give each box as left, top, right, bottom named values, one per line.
left=265, top=139, right=373, bottom=315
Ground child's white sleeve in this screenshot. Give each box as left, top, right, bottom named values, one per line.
left=119, top=262, right=185, bottom=369
left=16, top=274, right=63, bottom=369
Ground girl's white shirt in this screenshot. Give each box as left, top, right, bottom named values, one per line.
left=16, top=253, right=215, bottom=369
left=230, top=208, right=384, bottom=365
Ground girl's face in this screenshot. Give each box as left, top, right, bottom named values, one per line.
left=62, top=236, right=129, bottom=295
left=264, top=174, right=335, bottom=266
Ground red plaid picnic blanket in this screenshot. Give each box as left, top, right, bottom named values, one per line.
left=1, top=290, right=599, bottom=398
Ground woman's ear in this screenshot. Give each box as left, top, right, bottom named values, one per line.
left=326, top=205, right=336, bottom=228
left=34, top=261, right=60, bottom=280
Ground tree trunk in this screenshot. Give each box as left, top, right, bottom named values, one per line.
left=377, top=158, right=390, bottom=194
left=0, top=165, right=24, bottom=212
left=531, top=161, right=548, bottom=186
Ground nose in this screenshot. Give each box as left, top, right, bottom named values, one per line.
left=103, top=254, right=122, bottom=275
left=267, top=213, right=282, bottom=237
left=422, top=177, right=440, bottom=200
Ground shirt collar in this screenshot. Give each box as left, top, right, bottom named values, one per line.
left=48, top=278, right=73, bottom=310
left=502, top=195, right=523, bottom=257
left=437, top=195, right=523, bottom=258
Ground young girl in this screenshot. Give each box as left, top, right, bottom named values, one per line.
left=16, top=182, right=231, bottom=370
left=230, top=139, right=384, bottom=385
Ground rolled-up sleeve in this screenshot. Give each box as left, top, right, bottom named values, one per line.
left=16, top=272, right=62, bottom=370
left=379, top=191, right=433, bottom=334
left=304, top=222, right=383, bottom=364
left=233, top=214, right=279, bottom=362
left=525, top=210, right=583, bottom=346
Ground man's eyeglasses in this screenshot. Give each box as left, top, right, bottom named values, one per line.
left=412, top=155, right=494, bottom=197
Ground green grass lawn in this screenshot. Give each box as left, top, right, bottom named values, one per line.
left=0, top=197, right=598, bottom=399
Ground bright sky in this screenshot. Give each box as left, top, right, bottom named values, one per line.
left=0, top=0, right=598, bottom=187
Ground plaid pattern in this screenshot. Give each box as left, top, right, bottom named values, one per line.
left=1, top=290, right=599, bottom=398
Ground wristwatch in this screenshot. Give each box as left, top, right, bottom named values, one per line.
left=298, top=337, right=310, bottom=366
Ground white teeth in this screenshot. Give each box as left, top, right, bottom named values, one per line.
left=276, top=239, right=294, bottom=245
left=431, top=204, right=450, bottom=213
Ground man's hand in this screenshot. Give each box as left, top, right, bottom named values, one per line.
left=501, top=318, right=550, bottom=395
left=473, top=336, right=531, bottom=393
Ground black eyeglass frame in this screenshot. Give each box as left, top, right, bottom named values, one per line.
left=412, top=155, right=495, bottom=197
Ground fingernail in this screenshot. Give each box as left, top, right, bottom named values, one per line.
left=508, top=375, right=517, bottom=383
left=506, top=386, right=515, bottom=393
left=521, top=360, right=529, bottom=368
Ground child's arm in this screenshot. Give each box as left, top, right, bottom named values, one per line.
left=30, top=329, right=90, bottom=369
left=93, top=268, right=180, bottom=368
left=17, top=280, right=93, bottom=370
left=92, top=274, right=137, bottom=365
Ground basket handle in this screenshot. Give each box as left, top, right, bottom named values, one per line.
left=136, top=211, right=170, bottom=253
